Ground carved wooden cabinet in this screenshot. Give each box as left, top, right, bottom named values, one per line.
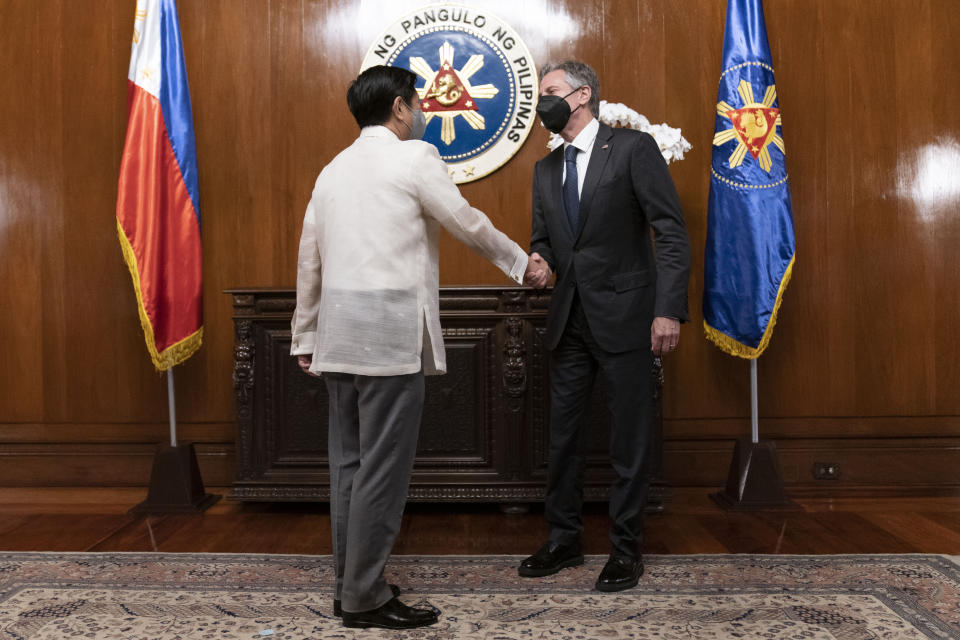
left=228, top=287, right=666, bottom=510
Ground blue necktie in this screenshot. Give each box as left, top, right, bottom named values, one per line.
left=563, top=145, right=580, bottom=234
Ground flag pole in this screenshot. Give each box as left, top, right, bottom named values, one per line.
left=167, top=367, right=178, bottom=447
left=705, top=0, right=797, bottom=511
left=709, top=355, right=797, bottom=510
left=123, top=0, right=217, bottom=515
left=751, top=359, right=758, bottom=444
left=131, top=363, right=219, bottom=515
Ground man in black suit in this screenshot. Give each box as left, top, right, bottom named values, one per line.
left=519, top=60, right=691, bottom=592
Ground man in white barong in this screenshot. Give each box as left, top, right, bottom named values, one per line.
left=291, top=65, right=547, bottom=630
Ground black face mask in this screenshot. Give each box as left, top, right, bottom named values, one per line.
left=536, top=86, right=584, bottom=133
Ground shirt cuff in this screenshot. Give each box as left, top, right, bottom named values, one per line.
left=508, top=246, right=528, bottom=284
left=290, top=332, right=316, bottom=356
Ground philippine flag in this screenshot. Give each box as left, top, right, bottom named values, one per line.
left=116, top=0, right=202, bottom=371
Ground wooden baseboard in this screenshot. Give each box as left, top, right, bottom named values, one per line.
left=0, top=423, right=234, bottom=444
left=663, top=436, right=960, bottom=491
left=0, top=443, right=234, bottom=487
left=0, top=436, right=957, bottom=495
left=664, top=416, right=960, bottom=440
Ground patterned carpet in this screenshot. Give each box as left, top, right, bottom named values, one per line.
left=1, top=553, right=958, bottom=639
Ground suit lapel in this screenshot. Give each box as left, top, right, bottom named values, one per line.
left=575, top=123, right=614, bottom=239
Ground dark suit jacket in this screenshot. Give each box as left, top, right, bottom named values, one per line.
left=531, top=123, right=691, bottom=353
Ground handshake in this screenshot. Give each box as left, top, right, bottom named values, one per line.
left=523, top=252, right=552, bottom=288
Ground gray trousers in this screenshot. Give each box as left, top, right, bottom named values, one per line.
left=324, top=370, right=425, bottom=613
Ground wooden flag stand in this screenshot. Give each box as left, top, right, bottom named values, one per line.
left=131, top=368, right=220, bottom=515
left=710, top=360, right=800, bottom=511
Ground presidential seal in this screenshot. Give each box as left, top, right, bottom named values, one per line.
left=360, top=4, right=538, bottom=183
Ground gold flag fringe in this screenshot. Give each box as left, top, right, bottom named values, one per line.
left=116, top=219, right=203, bottom=371
left=704, top=253, right=795, bottom=360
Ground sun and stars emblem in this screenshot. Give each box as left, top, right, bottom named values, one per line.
left=408, top=42, right=498, bottom=145
left=713, top=79, right=785, bottom=173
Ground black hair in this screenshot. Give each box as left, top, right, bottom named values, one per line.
left=346, top=65, right=418, bottom=128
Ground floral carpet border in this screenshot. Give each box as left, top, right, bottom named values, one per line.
left=0, top=553, right=958, bottom=639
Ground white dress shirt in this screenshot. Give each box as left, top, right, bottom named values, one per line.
left=561, top=117, right=600, bottom=196
left=291, top=126, right=527, bottom=376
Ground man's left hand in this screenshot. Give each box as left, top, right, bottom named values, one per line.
left=651, top=317, right=680, bottom=357
left=297, top=354, right=321, bottom=377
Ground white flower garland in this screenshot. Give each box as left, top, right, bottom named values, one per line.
left=547, top=100, right=692, bottom=164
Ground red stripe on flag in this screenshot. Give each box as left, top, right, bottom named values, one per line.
left=117, top=81, right=202, bottom=366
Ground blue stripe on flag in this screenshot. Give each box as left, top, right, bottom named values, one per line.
left=158, top=0, right=201, bottom=226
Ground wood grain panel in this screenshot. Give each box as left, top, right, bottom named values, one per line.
left=756, top=0, right=827, bottom=420
left=0, top=0, right=48, bottom=422
left=921, top=0, right=960, bottom=417
left=60, top=2, right=140, bottom=423
left=0, top=0, right=957, bottom=490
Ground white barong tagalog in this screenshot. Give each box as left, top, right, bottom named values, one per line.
left=291, top=125, right=527, bottom=376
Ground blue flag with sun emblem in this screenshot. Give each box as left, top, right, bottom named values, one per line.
left=703, top=0, right=796, bottom=359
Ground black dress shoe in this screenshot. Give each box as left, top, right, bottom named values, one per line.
left=518, top=541, right=584, bottom=577
left=595, top=555, right=644, bottom=592
left=333, top=583, right=401, bottom=617
left=341, top=596, right=439, bottom=630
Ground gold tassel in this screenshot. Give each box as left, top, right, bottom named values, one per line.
left=704, top=253, right=795, bottom=360
left=116, top=219, right=203, bottom=371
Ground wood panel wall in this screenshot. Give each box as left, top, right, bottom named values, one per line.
left=1, top=0, right=958, bottom=493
